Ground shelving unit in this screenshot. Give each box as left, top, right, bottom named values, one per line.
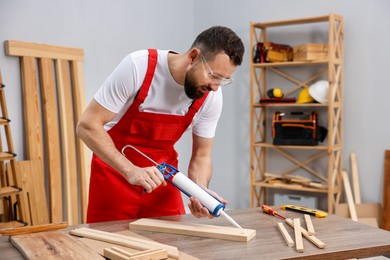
left=249, top=14, right=344, bottom=212
left=0, top=70, right=28, bottom=229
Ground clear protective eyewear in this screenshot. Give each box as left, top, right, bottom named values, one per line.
left=199, top=53, right=233, bottom=87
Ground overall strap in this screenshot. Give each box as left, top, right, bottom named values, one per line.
left=132, top=49, right=158, bottom=106
left=183, top=93, right=209, bottom=126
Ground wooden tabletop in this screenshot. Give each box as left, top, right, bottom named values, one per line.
left=1, top=207, right=390, bottom=259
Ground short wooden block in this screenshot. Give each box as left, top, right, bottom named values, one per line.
left=293, top=218, right=304, bottom=253
left=129, top=218, right=256, bottom=242
left=277, top=222, right=294, bottom=247
left=304, top=214, right=315, bottom=235
left=104, top=246, right=167, bottom=260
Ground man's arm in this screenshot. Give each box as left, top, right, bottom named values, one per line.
left=187, top=134, right=227, bottom=218
left=76, top=99, right=165, bottom=192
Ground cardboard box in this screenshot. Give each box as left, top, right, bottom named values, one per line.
left=334, top=203, right=382, bottom=228
left=293, top=44, right=328, bottom=61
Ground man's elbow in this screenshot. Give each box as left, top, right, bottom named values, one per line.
left=76, top=120, right=87, bottom=139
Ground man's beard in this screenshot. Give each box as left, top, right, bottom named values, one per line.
left=184, top=71, right=210, bottom=99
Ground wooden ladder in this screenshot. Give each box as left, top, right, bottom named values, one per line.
left=0, top=69, right=28, bottom=229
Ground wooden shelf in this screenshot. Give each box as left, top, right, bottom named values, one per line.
left=0, top=220, right=27, bottom=230
left=252, top=13, right=342, bottom=28
left=0, top=152, right=16, bottom=161
left=252, top=180, right=341, bottom=193
left=252, top=60, right=328, bottom=67
left=0, top=186, right=21, bottom=197
left=249, top=14, right=344, bottom=212
left=253, top=103, right=334, bottom=108
left=253, top=142, right=343, bottom=151
left=0, top=118, right=10, bottom=125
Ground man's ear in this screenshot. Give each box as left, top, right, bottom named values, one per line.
left=188, top=48, right=200, bottom=64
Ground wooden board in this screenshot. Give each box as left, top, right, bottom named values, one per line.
left=79, top=231, right=198, bottom=260
left=342, top=170, right=358, bottom=221
left=350, top=153, right=361, bottom=204
left=129, top=218, right=256, bottom=242
left=70, top=227, right=179, bottom=259
left=6, top=160, right=49, bottom=225
left=56, top=59, right=78, bottom=225
left=10, top=230, right=104, bottom=259
left=382, top=150, right=390, bottom=231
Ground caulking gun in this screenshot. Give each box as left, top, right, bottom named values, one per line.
left=121, top=145, right=245, bottom=232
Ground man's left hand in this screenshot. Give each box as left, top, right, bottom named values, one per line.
left=188, top=189, right=228, bottom=219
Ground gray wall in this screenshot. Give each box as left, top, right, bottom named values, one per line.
left=0, top=0, right=389, bottom=211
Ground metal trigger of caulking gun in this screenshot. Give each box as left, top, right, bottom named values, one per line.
left=121, top=145, right=246, bottom=233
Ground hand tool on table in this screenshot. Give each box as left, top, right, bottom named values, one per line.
left=121, top=145, right=245, bottom=233
left=280, top=204, right=328, bottom=218
left=261, top=205, right=286, bottom=219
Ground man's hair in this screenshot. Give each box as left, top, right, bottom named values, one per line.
left=191, top=26, right=245, bottom=66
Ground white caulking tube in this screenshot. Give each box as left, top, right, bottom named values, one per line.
left=158, top=163, right=225, bottom=217
left=121, top=145, right=244, bottom=231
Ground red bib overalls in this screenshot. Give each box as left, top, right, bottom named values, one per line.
left=87, top=49, right=208, bottom=223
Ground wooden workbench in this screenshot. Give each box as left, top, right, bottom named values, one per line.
left=1, top=207, right=390, bottom=259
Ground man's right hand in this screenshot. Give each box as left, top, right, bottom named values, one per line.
left=125, top=166, right=167, bottom=193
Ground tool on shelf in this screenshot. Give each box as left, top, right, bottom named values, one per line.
left=280, top=204, right=328, bottom=218
left=261, top=205, right=286, bottom=219
left=121, top=145, right=245, bottom=233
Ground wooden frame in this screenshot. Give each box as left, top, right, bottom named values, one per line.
left=249, top=14, right=344, bottom=212
left=5, top=40, right=90, bottom=225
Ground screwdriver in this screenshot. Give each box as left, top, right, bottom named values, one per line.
left=261, top=205, right=286, bottom=220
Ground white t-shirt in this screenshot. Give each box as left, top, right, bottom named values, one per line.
left=94, top=50, right=223, bottom=138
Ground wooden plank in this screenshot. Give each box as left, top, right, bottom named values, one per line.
left=70, top=60, right=90, bottom=223
left=5, top=40, right=84, bottom=61
left=129, top=218, right=256, bottom=242
left=383, top=150, right=390, bottom=231
left=79, top=231, right=198, bottom=260
left=0, top=222, right=67, bottom=236
left=3, top=160, right=30, bottom=225
left=70, top=227, right=179, bottom=259
left=20, top=57, right=43, bottom=163
left=253, top=14, right=331, bottom=28
left=104, top=247, right=167, bottom=260
left=304, top=214, right=315, bottom=235
left=276, top=222, right=294, bottom=247
left=10, top=230, right=104, bottom=259
left=39, top=58, right=63, bottom=224
left=293, top=218, right=304, bottom=253
left=342, top=170, right=358, bottom=221
left=6, top=160, right=49, bottom=225
left=350, top=153, right=361, bottom=204
left=56, top=59, right=78, bottom=225
left=285, top=218, right=326, bottom=249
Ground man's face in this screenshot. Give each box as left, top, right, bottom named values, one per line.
left=184, top=68, right=211, bottom=99
left=184, top=52, right=236, bottom=99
